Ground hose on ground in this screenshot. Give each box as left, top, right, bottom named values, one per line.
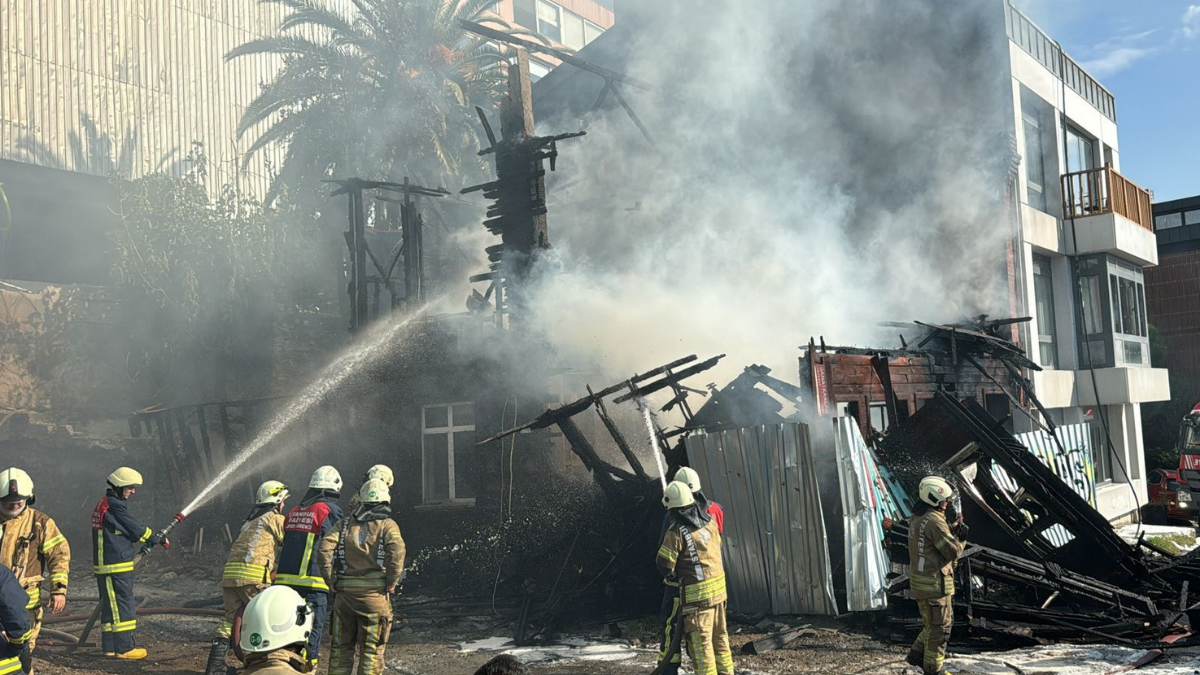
left=44, top=607, right=223, bottom=625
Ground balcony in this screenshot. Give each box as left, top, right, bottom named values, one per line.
left=1061, top=167, right=1158, bottom=267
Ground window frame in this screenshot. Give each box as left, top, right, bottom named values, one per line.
left=1032, top=254, right=1059, bottom=369
left=1020, top=88, right=1051, bottom=213
left=421, top=402, right=477, bottom=505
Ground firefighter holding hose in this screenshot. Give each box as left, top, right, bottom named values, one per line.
left=907, top=476, right=967, bottom=675
left=276, top=466, right=344, bottom=667
left=0, top=468, right=70, bottom=654
left=204, top=480, right=290, bottom=675
left=655, top=480, right=732, bottom=675
left=91, top=467, right=169, bottom=660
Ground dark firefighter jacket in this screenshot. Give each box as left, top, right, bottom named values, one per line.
left=90, top=489, right=162, bottom=575
left=0, top=563, right=31, bottom=660
left=277, top=494, right=343, bottom=592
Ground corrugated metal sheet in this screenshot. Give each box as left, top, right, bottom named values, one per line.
left=685, top=423, right=837, bottom=616
left=834, top=418, right=890, bottom=611
left=991, top=422, right=1097, bottom=547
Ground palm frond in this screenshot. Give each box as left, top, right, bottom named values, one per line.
left=225, top=36, right=345, bottom=62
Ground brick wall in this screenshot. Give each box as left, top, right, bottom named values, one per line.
left=1145, top=250, right=1200, bottom=384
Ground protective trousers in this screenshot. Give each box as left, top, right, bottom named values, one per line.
left=657, top=587, right=681, bottom=675
left=26, top=605, right=42, bottom=651
left=912, top=595, right=953, bottom=674
left=217, top=583, right=268, bottom=639
left=682, top=602, right=732, bottom=675
left=295, top=588, right=329, bottom=666
left=96, top=572, right=137, bottom=654
left=329, top=590, right=392, bottom=675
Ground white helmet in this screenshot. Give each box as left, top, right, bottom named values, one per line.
left=365, top=464, right=394, bottom=487
left=662, top=481, right=695, bottom=509
left=918, top=476, right=955, bottom=507
left=673, top=467, right=702, bottom=494
left=240, top=585, right=312, bottom=654
left=107, top=467, right=144, bottom=489
left=309, top=466, right=342, bottom=492
left=358, top=479, right=390, bottom=505
left=0, top=468, right=34, bottom=505
left=255, top=481, right=290, bottom=506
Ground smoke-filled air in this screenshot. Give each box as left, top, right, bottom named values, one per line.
left=527, top=0, right=1013, bottom=379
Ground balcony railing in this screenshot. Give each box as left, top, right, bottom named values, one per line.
left=1061, top=166, right=1154, bottom=232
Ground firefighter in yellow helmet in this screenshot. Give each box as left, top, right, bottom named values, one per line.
left=0, top=467, right=70, bottom=657
left=655, top=481, right=732, bottom=675
left=90, top=467, right=168, bottom=660
left=318, top=479, right=405, bottom=675
left=204, top=481, right=291, bottom=675
left=907, top=476, right=966, bottom=675
left=239, top=585, right=313, bottom=675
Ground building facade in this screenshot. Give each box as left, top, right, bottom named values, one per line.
left=487, top=0, right=615, bottom=80
left=1145, top=195, right=1200, bottom=387
left=1004, top=4, right=1168, bottom=520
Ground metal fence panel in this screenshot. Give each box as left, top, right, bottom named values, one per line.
left=834, top=418, right=890, bottom=611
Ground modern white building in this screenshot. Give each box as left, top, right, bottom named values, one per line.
left=1003, top=3, right=1169, bottom=520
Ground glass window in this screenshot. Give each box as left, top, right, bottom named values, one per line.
left=868, top=402, right=889, bottom=433
left=528, top=59, right=551, bottom=82
left=513, top=0, right=536, bottom=30
left=422, top=402, right=476, bottom=503
left=536, top=0, right=561, bottom=43
left=1065, top=125, right=1096, bottom=173
left=1021, top=90, right=1049, bottom=212
left=1156, top=212, right=1183, bottom=229
left=1079, top=274, right=1104, bottom=335
left=1185, top=210, right=1200, bottom=226
left=1112, top=276, right=1145, bottom=337
left=584, top=21, right=603, bottom=45
left=1032, top=254, right=1058, bottom=368
left=561, top=10, right=585, bottom=49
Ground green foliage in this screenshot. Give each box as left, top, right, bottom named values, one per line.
left=1146, top=533, right=1197, bottom=554
left=228, top=0, right=537, bottom=202
left=110, top=143, right=327, bottom=399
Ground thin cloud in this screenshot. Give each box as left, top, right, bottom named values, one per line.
left=1184, top=5, right=1200, bottom=38
left=1081, top=46, right=1157, bottom=77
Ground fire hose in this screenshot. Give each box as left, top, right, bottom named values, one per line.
left=67, top=513, right=186, bottom=654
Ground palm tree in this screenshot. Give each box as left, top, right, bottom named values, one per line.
left=17, top=112, right=183, bottom=177
left=228, top=0, right=541, bottom=202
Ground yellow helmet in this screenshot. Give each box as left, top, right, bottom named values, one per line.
left=107, top=467, right=144, bottom=489
left=255, top=481, right=290, bottom=506
left=662, top=481, right=695, bottom=509
left=918, top=476, right=955, bottom=507
left=673, top=467, right=702, bottom=493
left=0, top=467, right=34, bottom=505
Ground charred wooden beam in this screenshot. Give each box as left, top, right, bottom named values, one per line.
left=590, top=386, right=649, bottom=482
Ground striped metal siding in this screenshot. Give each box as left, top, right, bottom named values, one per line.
left=0, top=0, right=288, bottom=194
left=685, top=423, right=837, bottom=616
left=833, top=417, right=890, bottom=612
left=991, top=422, right=1097, bottom=548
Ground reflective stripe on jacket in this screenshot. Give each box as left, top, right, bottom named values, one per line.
left=222, top=512, right=286, bottom=586
left=0, top=565, right=30, bottom=655
left=907, top=508, right=964, bottom=599
left=317, top=516, right=405, bottom=592
left=276, top=500, right=342, bottom=592
left=1, top=507, right=70, bottom=599
left=655, top=517, right=726, bottom=608
left=91, top=491, right=156, bottom=575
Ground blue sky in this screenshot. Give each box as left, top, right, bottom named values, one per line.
left=1015, top=1, right=1198, bottom=202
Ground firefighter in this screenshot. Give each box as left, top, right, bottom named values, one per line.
left=906, top=476, right=966, bottom=675
left=317, top=478, right=405, bottom=675
left=276, top=466, right=343, bottom=667
left=0, top=468, right=69, bottom=654
left=346, top=465, right=393, bottom=513
left=0, top=564, right=31, bottom=675
left=657, top=467, right=724, bottom=675
left=238, top=585, right=314, bottom=675
left=91, top=467, right=167, bottom=660
left=205, top=481, right=291, bottom=675
left=655, top=481, right=732, bottom=675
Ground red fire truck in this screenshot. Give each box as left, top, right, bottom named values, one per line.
left=1147, top=403, right=1200, bottom=523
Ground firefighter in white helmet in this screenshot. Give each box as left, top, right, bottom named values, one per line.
left=655, top=480, right=732, bottom=675
left=907, top=476, right=966, bottom=675
left=238, top=585, right=313, bottom=674
left=204, top=481, right=291, bottom=675
left=0, top=467, right=70, bottom=658
left=347, top=465, right=393, bottom=513
left=276, top=466, right=343, bottom=667
left=90, top=467, right=168, bottom=660
left=318, top=478, right=405, bottom=675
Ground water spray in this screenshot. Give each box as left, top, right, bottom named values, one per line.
left=637, top=397, right=668, bottom=490
left=179, top=308, right=428, bottom=516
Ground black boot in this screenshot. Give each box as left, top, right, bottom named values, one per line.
left=204, top=638, right=230, bottom=675
left=905, top=649, right=924, bottom=668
